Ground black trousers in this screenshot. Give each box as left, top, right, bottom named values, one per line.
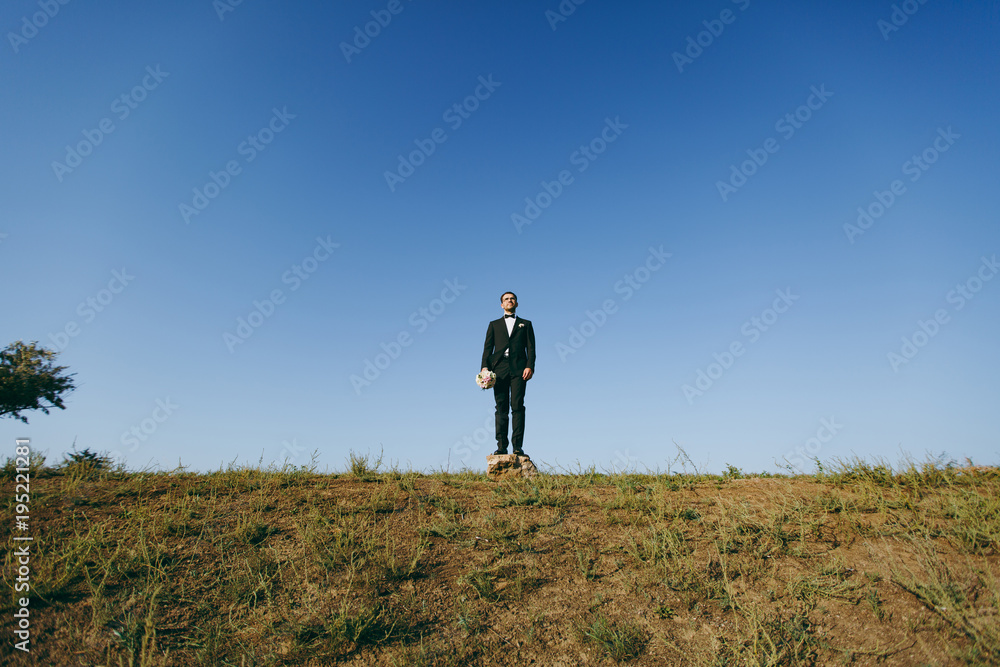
left=492, top=358, right=525, bottom=451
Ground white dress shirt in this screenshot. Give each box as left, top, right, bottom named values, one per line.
left=504, top=314, right=516, bottom=356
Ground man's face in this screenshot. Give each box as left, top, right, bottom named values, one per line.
left=501, top=293, right=517, bottom=313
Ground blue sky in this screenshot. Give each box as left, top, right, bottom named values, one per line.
left=2, top=0, right=998, bottom=474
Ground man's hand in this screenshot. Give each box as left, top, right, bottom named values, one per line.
left=482, top=367, right=489, bottom=375
left=522, top=368, right=533, bottom=381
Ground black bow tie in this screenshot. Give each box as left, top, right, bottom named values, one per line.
left=505, top=314, right=515, bottom=318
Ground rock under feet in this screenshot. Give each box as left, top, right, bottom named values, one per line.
left=486, top=454, right=538, bottom=480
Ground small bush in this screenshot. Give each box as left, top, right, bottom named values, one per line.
left=58, top=447, right=116, bottom=479
left=576, top=612, right=647, bottom=661
left=0, top=449, right=47, bottom=479
left=348, top=448, right=384, bottom=480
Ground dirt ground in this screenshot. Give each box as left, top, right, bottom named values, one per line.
left=2, top=465, right=998, bottom=665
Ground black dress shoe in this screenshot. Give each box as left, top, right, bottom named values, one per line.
left=492, top=448, right=508, bottom=455
left=512, top=448, right=525, bottom=456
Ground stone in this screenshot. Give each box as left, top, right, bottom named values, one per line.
left=486, top=454, right=538, bottom=480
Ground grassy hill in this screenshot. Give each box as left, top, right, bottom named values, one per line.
left=3, top=452, right=998, bottom=666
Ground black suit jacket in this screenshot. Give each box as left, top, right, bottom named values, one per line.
left=482, top=316, right=536, bottom=376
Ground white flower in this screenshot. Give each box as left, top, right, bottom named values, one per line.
left=476, top=370, right=497, bottom=390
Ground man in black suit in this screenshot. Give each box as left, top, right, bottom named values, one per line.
left=481, top=292, right=536, bottom=456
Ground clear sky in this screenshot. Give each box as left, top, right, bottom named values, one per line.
left=2, top=0, right=998, bottom=474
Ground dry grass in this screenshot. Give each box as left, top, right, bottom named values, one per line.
left=1, top=455, right=998, bottom=665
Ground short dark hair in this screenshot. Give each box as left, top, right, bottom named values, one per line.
left=501, top=292, right=517, bottom=302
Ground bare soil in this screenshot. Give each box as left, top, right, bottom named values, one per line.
left=2, top=465, right=998, bottom=666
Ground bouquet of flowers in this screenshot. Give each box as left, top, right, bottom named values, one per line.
left=476, top=369, right=496, bottom=390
